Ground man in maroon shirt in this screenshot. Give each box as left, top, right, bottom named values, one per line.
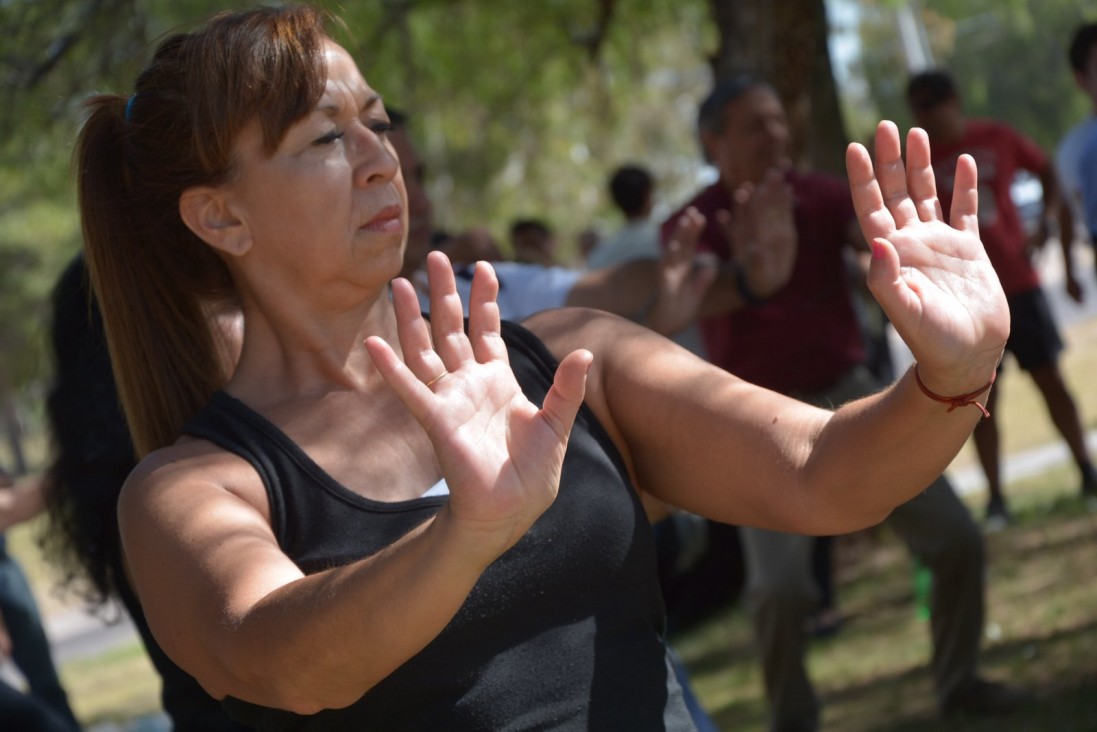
left=907, top=69, right=1097, bottom=529
left=663, top=76, right=1021, bottom=730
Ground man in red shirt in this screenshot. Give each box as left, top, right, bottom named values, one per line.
left=663, top=75, right=1020, bottom=731
left=907, top=69, right=1097, bottom=528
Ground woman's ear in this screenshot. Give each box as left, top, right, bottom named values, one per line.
left=179, top=186, right=252, bottom=257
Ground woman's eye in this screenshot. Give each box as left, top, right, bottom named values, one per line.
left=368, top=120, right=394, bottom=137
left=314, top=130, right=344, bottom=146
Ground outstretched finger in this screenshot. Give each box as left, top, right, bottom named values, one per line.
left=948, top=153, right=980, bottom=237
left=904, top=128, right=943, bottom=222
left=863, top=237, right=910, bottom=327
left=424, top=251, right=475, bottom=372
left=390, top=277, right=449, bottom=384
left=717, top=204, right=755, bottom=264
left=389, top=277, right=449, bottom=386
left=846, top=139, right=897, bottom=244
left=467, top=261, right=509, bottom=365
left=872, top=121, right=921, bottom=228
left=364, top=333, right=436, bottom=424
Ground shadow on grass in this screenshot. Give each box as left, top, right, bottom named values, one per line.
left=839, top=618, right=1097, bottom=731
left=683, top=497, right=1097, bottom=732
left=869, top=675, right=1097, bottom=732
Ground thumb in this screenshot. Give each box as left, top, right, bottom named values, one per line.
left=865, top=237, right=904, bottom=311
left=539, top=349, right=593, bottom=441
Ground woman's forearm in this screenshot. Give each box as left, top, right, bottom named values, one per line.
left=795, top=365, right=986, bottom=533
left=222, top=509, right=493, bottom=712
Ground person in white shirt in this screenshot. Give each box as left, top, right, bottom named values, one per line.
left=1054, top=22, right=1097, bottom=295
left=587, top=164, right=661, bottom=269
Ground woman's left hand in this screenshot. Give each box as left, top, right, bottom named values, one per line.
left=847, top=121, right=1009, bottom=396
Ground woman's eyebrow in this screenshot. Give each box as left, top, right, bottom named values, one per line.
left=317, top=92, right=382, bottom=117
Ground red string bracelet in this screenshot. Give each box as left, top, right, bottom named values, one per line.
left=913, top=363, right=995, bottom=419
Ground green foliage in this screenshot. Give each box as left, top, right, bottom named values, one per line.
left=27, top=0, right=1086, bottom=411
left=0, top=0, right=237, bottom=399
left=331, top=0, right=714, bottom=251
left=856, top=0, right=1095, bottom=150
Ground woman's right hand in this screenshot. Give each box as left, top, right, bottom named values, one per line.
left=366, top=252, right=592, bottom=563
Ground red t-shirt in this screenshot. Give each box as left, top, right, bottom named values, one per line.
left=929, top=120, right=1044, bottom=296
left=661, top=171, right=863, bottom=395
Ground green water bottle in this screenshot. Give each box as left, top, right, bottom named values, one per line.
left=912, top=559, right=932, bottom=621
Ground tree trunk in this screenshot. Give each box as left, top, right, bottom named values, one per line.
left=706, top=0, right=849, bottom=176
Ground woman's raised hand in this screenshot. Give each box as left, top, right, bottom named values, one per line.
left=365, top=252, right=592, bottom=560
left=847, top=121, right=1009, bottom=395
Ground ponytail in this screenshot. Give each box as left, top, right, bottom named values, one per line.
left=73, top=6, right=330, bottom=457
left=76, top=97, right=229, bottom=457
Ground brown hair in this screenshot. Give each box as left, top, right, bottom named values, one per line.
left=75, top=5, right=331, bottom=457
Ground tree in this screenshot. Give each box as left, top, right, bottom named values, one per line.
left=708, top=0, right=851, bottom=175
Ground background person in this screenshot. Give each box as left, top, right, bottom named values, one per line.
left=509, top=217, right=559, bottom=266
left=663, top=74, right=1022, bottom=730
left=390, top=109, right=793, bottom=337
left=0, top=465, right=81, bottom=731
left=908, top=68, right=1097, bottom=528
left=587, top=164, right=660, bottom=270
left=1055, top=21, right=1097, bottom=285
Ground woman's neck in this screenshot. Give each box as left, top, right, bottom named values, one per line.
left=225, top=286, right=399, bottom=410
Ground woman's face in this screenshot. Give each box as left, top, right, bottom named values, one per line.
left=224, top=40, right=408, bottom=291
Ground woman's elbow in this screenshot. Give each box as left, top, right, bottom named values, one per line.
left=191, top=638, right=374, bottom=714
left=218, top=661, right=371, bottom=714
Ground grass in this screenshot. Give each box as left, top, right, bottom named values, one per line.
left=675, top=472, right=1097, bottom=731
left=948, top=313, right=1097, bottom=475
left=3, top=519, right=166, bottom=726
left=60, top=642, right=164, bottom=726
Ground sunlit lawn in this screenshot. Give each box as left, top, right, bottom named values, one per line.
left=677, top=471, right=1097, bottom=731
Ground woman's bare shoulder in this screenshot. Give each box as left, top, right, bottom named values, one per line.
left=120, top=436, right=270, bottom=523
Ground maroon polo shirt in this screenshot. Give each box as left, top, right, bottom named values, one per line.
left=662, top=170, right=864, bottom=395
left=929, top=119, right=1044, bottom=297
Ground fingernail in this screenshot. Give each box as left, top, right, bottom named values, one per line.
left=871, top=239, right=887, bottom=260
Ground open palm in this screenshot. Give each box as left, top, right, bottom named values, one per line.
left=365, top=252, right=592, bottom=558
left=847, top=121, right=1009, bottom=392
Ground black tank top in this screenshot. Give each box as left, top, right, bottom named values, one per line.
left=181, top=320, right=694, bottom=731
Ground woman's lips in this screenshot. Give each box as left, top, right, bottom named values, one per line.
left=362, top=205, right=403, bottom=232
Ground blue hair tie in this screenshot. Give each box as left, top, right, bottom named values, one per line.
left=124, top=94, right=137, bottom=122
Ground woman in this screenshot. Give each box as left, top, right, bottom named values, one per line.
left=76, top=6, right=1008, bottom=729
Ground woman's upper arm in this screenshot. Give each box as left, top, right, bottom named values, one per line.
left=524, top=308, right=830, bottom=530
left=118, top=446, right=304, bottom=698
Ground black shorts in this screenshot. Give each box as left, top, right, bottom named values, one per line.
left=1003, top=287, right=1062, bottom=371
